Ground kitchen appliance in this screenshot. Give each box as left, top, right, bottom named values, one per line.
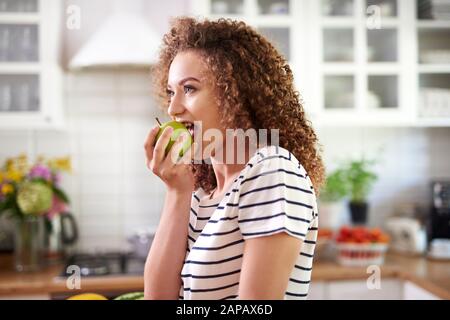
left=126, top=228, right=154, bottom=260
left=51, top=251, right=146, bottom=300
left=44, top=212, right=79, bottom=264
left=385, top=217, right=427, bottom=254
left=429, top=181, right=450, bottom=241
left=428, top=238, right=450, bottom=260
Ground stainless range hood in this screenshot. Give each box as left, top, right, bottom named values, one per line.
left=69, top=0, right=161, bottom=70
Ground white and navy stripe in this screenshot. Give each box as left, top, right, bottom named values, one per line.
left=181, top=145, right=318, bottom=300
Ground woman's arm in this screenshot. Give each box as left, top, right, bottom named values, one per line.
left=238, top=233, right=303, bottom=299
left=143, top=125, right=195, bottom=299
left=144, top=189, right=191, bottom=299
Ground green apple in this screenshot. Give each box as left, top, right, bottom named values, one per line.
left=155, top=120, right=193, bottom=157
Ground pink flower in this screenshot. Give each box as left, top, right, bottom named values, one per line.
left=46, top=195, right=68, bottom=220
left=52, top=172, right=61, bottom=187
left=28, top=164, right=52, bottom=182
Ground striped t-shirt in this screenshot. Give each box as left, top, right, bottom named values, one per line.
left=179, top=145, right=319, bottom=300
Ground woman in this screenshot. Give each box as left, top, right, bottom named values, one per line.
left=144, top=17, right=325, bottom=300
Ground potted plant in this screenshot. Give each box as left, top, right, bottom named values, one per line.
left=319, top=168, right=350, bottom=230
left=344, top=158, right=378, bottom=225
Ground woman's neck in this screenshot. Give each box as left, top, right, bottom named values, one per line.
left=209, top=142, right=252, bottom=197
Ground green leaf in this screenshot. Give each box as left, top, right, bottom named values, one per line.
left=30, top=177, right=49, bottom=185
left=320, top=169, right=350, bottom=202
left=52, top=186, right=70, bottom=204
left=346, top=159, right=378, bottom=203
left=320, top=158, right=378, bottom=203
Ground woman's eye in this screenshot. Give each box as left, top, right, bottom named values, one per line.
left=184, top=86, right=195, bottom=94
left=166, top=89, right=174, bottom=98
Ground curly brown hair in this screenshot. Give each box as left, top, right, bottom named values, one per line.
left=152, top=17, right=325, bottom=194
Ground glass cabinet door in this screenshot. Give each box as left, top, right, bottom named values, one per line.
left=324, top=75, right=355, bottom=109
left=0, top=74, right=39, bottom=112
left=0, top=24, right=39, bottom=62
left=211, top=0, right=244, bottom=15
left=366, top=0, right=397, bottom=17
left=0, top=0, right=38, bottom=13
left=419, top=74, right=450, bottom=117
left=322, top=0, right=354, bottom=16
left=368, top=75, right=398, bottom=109
left=323, top=28, right=355, bottom=62
left=318, top=0, right=403, bottom=118
left=418, top=29, right=450, bottom=64
left=257, top=0, right=290, bottom=15
left=0, top=0, right=40, bottom=113
left=258, top=27, right=291, bottom=61
left=367, top=28, right=398, bottom=62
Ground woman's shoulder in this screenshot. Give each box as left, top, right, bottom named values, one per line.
left=248, top=145, right=306, bottom=173
left=242, top=145, right=314, bottom=193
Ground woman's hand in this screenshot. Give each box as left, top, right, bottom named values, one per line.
left=144, top=125, right=195, bottom=193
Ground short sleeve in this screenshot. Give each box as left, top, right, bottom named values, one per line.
left=237, top=149, right=317, bottom=241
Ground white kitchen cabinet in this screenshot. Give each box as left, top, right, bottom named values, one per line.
left=191, top=0, right=450, bottom=127
left=403, top=281, right=440, bottom=300
left=308, top=279, right=441, bottom=300
left=192, top=0, right=298, bottom=64
left=327, top=279, right=403, bottom=300
left=307, top=281, right=327, bottom=300
left=309, top=0, right=416, bottom=126
left=0, top=0, right=64, bottom=129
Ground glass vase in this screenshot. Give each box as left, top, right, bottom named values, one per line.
left=14, top=216, right=44, bottom=272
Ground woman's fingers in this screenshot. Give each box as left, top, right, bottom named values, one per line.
left=153, top=126, right=173, bottom=166
left=144, top=125, right=160, bottom=168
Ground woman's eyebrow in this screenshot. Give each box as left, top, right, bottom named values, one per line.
left=167, top=77, right=201, bottom=88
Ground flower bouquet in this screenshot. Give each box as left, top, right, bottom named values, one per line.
left=0, top=154, right=72, bottom=271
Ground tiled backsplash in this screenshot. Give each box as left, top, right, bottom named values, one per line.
left=0, top=70, right=449, bottom=251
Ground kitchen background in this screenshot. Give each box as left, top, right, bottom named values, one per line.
left=0, top=0, right=449, bottom=300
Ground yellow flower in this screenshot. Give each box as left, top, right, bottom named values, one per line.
left=48, top=157, right=72, bottom=173
left=1, top=184, right=14, bottom=195
left=5, top=158, right=14, bottom=171
left=16, top=154, right=29, bottom=172
left=4, top=154, right=29, bottom=174
left=36, top=155, right=46, bottom=164
left=5, top=170, right=23, bottom=183
left=0, top=171, right=4, bottom=183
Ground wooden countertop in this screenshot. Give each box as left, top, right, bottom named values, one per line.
left=0, top=254, right=143, bottom=298
left=0, top=252, right=449, bottom=299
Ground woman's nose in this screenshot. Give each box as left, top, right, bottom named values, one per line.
left=168, top=94, right=185, bottom=118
